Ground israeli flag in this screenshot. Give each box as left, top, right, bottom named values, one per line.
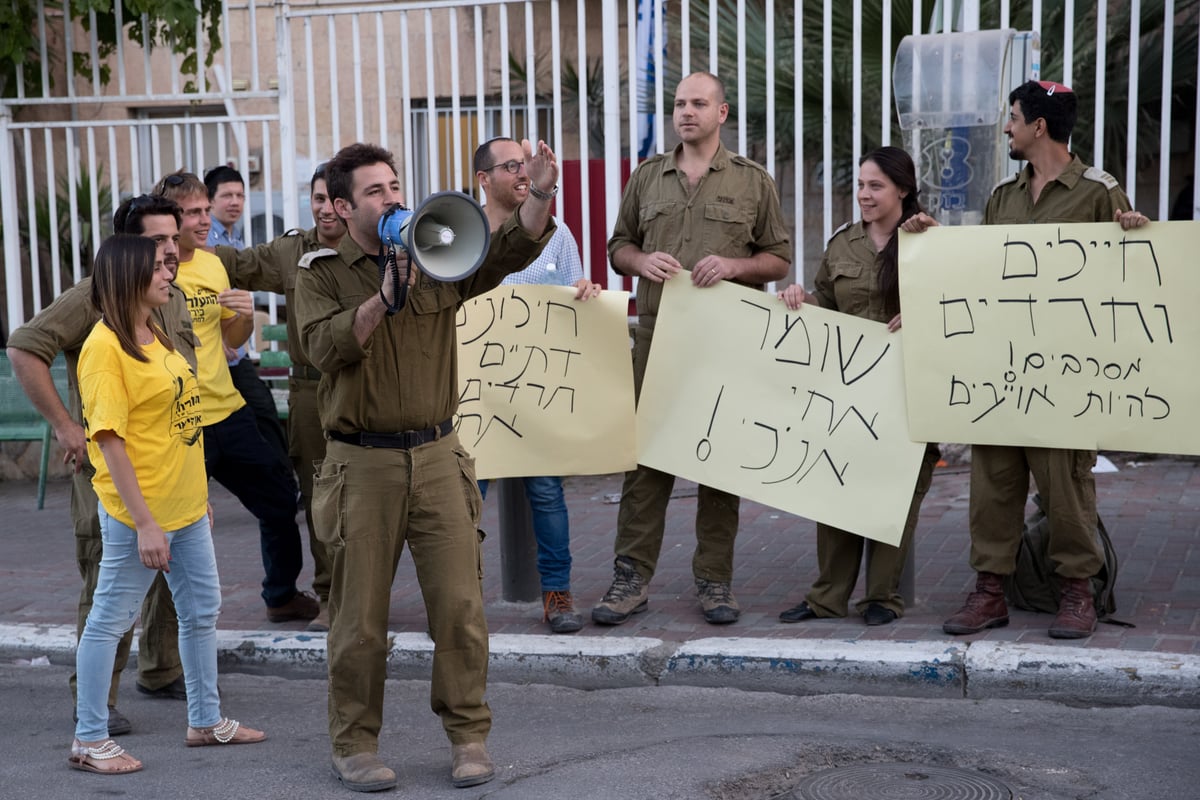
left=635, top=0, right=661, bottom=158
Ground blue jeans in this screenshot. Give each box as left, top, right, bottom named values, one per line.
left=479, top=476, right=572, bottom=591
left=75, top=508, right=223, bottom=740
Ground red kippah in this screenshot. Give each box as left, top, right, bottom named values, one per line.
left=1037, top=80, right=1074, bottom=96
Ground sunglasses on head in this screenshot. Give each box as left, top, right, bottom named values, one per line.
left=127, top=194, right=157, bottom=210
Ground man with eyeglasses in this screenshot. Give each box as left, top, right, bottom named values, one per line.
left=213, top=163, right=347, bottom=632
left=593, top=71, right=792, bottom=628
left=472, top=136, right=600, bottom=634
left=7, top=194, right=197, bottom=733
left=155, top=170, right=318, bottom=626
left=293, top=140, right=557, bottom=792
left=903, top=79, right=1150, bottom=640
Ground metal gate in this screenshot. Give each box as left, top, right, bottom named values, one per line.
left=3, top=0, right=1197, bottom=337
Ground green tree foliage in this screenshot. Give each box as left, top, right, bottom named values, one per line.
left=508, top=51, right=620, bottom=155
left=669, top=1, right=933, bottom=179
left=0, top=0, right=222, bottom=99
left=669, top=0, right=1196, bottom=186
left=1003, top=0, right=1199, bottom=182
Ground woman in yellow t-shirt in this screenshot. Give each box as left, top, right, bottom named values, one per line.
left=70, top=235, right=266, bottom=775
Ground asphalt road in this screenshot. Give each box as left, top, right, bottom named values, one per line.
left=6, top=663, right=1198, bottom=800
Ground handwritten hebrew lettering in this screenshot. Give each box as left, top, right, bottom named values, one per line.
left=899, top=221, right=1200, bottom=454
left=454, top=286, right=636, bottom=479
left=636, top=277, right=926, bottom=547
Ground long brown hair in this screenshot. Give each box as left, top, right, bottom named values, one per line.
left=90, top=235, right=173, bottom=362
left=861, top=146, right=924, bottom=315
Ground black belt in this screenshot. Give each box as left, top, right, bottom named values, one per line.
left=290, top=365, right=322, bottom=381
left=327, top=419, right=453, bottom=450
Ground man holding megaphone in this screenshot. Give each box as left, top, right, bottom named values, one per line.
left=293, top=141, right=558, bottom=793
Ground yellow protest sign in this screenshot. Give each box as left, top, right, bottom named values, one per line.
left=455, top=285, right=637, bottom=479
left=636, top=276, right=927, bottom=546
left=899, top=221, right=1200, bottom=453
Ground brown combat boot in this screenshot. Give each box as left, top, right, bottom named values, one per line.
left=331, top=752, right=398, bottom=792
left=591, top=557, right=649, bottom=625
left=450, top=742, right=495, bottom=788
left=943, top=571, right=1009, bottom=635
left=1048, top=577, right=1097, bottom=639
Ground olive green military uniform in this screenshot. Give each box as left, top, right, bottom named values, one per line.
left=294, top=214, right=550, bottom=758
left=217, top=228, right=334, bottom=604
left=8, top=280, right=197, bottom=702
left=608, top=142, right=792, bottom=583
left=971, top=155, right=1132, bottom=579
left=803, top=221, right=941, bottom=617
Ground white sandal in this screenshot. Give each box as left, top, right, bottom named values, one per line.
left=185, top=718, right=267, bottom=747
left=68, top=738, right=143, bottom=774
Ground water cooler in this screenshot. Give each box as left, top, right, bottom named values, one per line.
left=893, top=29, right=1041, bottom=225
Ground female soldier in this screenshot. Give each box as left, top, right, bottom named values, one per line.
left=777, top=147, right=941, bottom=626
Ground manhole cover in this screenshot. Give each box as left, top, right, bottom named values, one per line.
left=785, top=763, right=1012, bottom=799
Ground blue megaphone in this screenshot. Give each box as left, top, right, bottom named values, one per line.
left=377, top=191, right=491, bottom=282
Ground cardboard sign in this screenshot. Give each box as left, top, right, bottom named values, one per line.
left=899, top=222, right=1200, bottom=454
left=456, top=285, right=637, bottom=479
left=635, top=276, right=926, bottom=546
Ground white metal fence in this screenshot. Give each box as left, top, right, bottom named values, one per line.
left=2, top=0, right=1197, bottom=337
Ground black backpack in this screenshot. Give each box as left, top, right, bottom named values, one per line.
left=1003, top=493, right=1124, bottom=621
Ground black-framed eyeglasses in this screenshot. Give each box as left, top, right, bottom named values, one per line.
left=482, top=159, right=525, bottom=175
left=163, top=174, right=187, bottom=186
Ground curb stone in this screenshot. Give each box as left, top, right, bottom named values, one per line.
left=489, top=634, right=667, bottom=689
left=660, top=637, right=966, bottom=699
left=962, top=641, right=1200, bottom=708
left=3, top=623, right=1197, bottom=708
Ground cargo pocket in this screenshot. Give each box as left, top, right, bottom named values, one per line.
left=452, top=446, right=485, bottom=579
left=452, top=446, right=483, bottom=526
left=311, top=458, right=348, bottom=548
left=1072, top=450, right=1098, bottom=481
left=476, top=528, right=487, bottom=581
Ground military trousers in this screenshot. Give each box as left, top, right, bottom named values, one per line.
left=806, top=444, right=941, bottom=617
left=314, top=434, right=491, bottom=757
left=614, top=324, right=740, bottom=583
left=69, top=466, right=181, bottom=702
left=969, top=445, right=1102, bottom=579
left=288, top=376, right=331, bottom=603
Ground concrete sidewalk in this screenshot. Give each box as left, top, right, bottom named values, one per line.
left=2, top=455, right=1198, bottom=706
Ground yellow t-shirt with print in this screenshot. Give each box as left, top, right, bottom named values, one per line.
left=79, top=323, right=208, bottom=530
left=172, top=248, right=246, bottom=425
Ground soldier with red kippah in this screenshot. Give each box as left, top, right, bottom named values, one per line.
left=903, top=78, right=1151, bottom=640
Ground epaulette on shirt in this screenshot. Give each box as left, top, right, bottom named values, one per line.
left=990, top=173, right=1020, bottom=194
left=827, top=220, right=853, bottom=245
left=729, top=153, right=770, bottom=173
left=1081, top=166, right=1120, bottom=190
left=298, top=248, right=339, bottom=269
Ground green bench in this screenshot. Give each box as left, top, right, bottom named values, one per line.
left=0, top=352, right=70, bottom=509
left=257, top=323, right=291, bottom=420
